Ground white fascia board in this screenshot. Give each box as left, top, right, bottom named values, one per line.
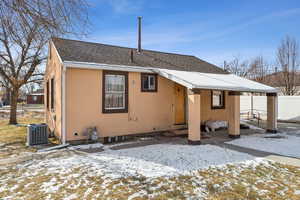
left=154, top=68, right=252, bottom=92
left=157, top=68, right=278, bottom=93
left=62, top=61, right=278, bottom=93
left=63, top=61, right=193, bottom=88
left=192, top=81, right=278, bottom=93
left=52, top=41, right=63, bottom=64
left=63, top=61, right=155, bottom=73
left=156, top=70, right=269, bottom=92
left=193, top=82, right=279, bottom=93
left=152, top=68, right=195, bottom=89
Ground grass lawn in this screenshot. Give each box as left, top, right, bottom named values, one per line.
left=0, top=113, right=43, bottom=159
left=0, top=155, right=299, bottom=200
left=1, top=115, right=300, bottom=199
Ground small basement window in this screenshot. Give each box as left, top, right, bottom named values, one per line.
left=141, top=73, right=157, bottom=92
left=211, top=90, right=225, bottom=109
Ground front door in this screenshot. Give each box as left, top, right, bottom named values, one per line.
left=174, top=83, right=186, bottom=124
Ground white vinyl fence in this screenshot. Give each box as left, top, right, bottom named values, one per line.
left=240, top=96, right=300, bottom=121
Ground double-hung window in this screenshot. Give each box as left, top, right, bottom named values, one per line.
left=141, top=73, right=157, bottom=92
left=103, top=71, right=128, bottom=113
left=211, top=90, right=225, bottom=109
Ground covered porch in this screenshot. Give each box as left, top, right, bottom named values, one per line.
left=154, top=68, right=278, bottom=145
left=186, top=90, right=278, bottom=144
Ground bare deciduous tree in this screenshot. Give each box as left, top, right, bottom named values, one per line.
left=0, top=0, right=89, bottom=124
left=224, top=56, right=250, bottom=77
left=277, top=36, right=299, bottom=95
left=248, top=56, right=269, bottom=83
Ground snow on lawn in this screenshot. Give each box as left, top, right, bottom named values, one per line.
left=3, top=154, right=299, bottom=200
left=226, top=133, right=300, bottom=158
left=68, top=143, right=104, bottom=150
left=8, top=144, right=255, bottom=179
left=0, top=144, right=254, bottom=199
left=95, top=144, right=255, bottom=177
left=1, top=144, right=300, bottom=199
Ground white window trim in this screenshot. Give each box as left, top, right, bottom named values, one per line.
left=148, top=75, right=156, bottom=90
left=104, top=74, right=126, bottom=110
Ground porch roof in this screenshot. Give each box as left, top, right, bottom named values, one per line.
left=154, top=68, right=278, bottom=93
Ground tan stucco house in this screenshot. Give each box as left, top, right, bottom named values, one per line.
left=45, top=37, right=278, bottom=145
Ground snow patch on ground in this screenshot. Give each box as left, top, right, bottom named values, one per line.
left=95, top=144, right=254, bottom=177
left=201, top=157, right=269, bottom=171
left=64, top=194, right=77, bottom=200
left=226, top=133, right=300, bottom=158
left=68, top=143, right=104, bottom=150
left=128, top=190, right=148, bottom=200
left=17, top=144, right=255, bottom=179
left=102, top=141, right=142, bottom=150
left=2, top=142, right=300, bottom=200
left=67, top=141, right=144, bottom=151
left=241, top=120, right=265, bottom=131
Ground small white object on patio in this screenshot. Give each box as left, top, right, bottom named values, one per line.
left=226, top=133, right=300, bottom=158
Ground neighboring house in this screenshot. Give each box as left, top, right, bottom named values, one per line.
left=0, top=87, right=10, bottom=106
left=259, top=71, right=300, bottom=95
left=26, top=89, right=44, bottom=104
left=0, top=88, right=4, bottom=107
left=45, top=37, right=278, bottom=144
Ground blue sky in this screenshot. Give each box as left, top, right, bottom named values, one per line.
left=84, top=0, right=300, bottom=66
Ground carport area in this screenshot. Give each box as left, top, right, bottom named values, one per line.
left=154, top=68, right=279, bottom=144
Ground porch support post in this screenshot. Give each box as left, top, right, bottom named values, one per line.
left=266, top=93, right=278, bottom=133
left=188, top=89, right=201, bottom=145
left=228, top=92, right=240, bottom=138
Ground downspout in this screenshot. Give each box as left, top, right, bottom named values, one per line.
left=61, top=65, right=67, bottom=144
left=251, top=92, right=253, bottom=118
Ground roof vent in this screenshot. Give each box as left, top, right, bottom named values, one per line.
left=130, top=49, right=134, bottom=62
left=137, top=16, right=142, bottom=53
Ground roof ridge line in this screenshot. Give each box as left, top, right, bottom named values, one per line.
left=51, top=37, right=194, bottom=57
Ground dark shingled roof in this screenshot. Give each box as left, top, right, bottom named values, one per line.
left=52, top=37, right=227, bottom=74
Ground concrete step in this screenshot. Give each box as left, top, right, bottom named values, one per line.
left=170, top=129, right=188, bottom=135
left=171, top=124, right=188, bottom=130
